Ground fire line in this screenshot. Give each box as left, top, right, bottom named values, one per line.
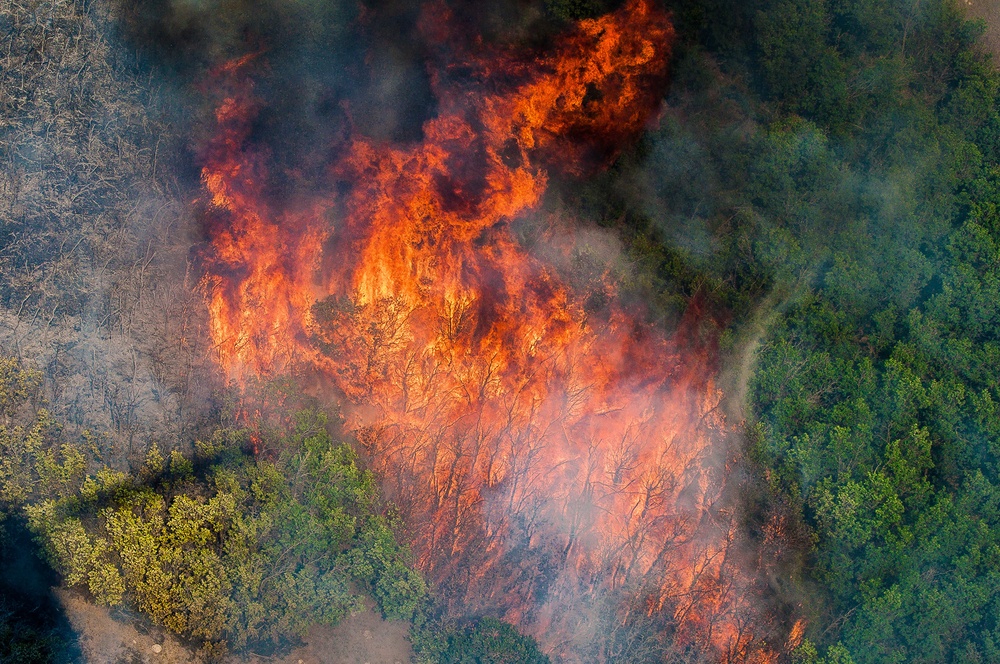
left=199, top=0, right=779, bottom=660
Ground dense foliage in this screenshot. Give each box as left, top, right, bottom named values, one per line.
left=0, top=356, right=547, bottom=660
left=0, top=358, right=422, bottom=655
left=0, top=517, right=76, bottom=664
left=568, top=0, right=1000, bottom=661
left=412, top=616, right=551, bottom=664
left=5, top=0, right=1000, bottom=661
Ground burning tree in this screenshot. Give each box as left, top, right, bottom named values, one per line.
left=199, top=0, right=782, bottom=660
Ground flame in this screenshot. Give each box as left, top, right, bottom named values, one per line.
left=199, top=0, right=779, bottom=660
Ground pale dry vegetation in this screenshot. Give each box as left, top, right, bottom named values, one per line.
left=0, top=0, right=217, bottom=464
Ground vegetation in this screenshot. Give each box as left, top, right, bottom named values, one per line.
left=0, top=517, right=76, bottom=664
left=0, top=355, right=545, bottom=660
left=5, top=0, right=1000, bottom=661
left=412, top=616, right=550, bottom=664
left=564, top=0, right=1000, bottom=661
left=0, top=357, right=416, bottom=654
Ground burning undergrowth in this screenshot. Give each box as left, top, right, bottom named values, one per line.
left=190, top=0, right=786, bottom=660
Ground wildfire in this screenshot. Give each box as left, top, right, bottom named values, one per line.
left=199, top=0, right=779, bottom=660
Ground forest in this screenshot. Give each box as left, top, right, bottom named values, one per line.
left=2, top=0, right=1000, bottom=662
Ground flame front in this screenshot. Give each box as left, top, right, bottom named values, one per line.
left=200, top=1, right=776, bottom=660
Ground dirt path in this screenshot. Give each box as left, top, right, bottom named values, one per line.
left=58, top=590, right=413, bottom=664
left=257, top=612, right=412, bottom=664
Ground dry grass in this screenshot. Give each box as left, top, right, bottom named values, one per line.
left=0, top=0, right=219, bottom=463
left=1, top=6, right=416, bottom=660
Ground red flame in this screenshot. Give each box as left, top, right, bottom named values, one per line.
left=199, top=1, right=779, bottom=660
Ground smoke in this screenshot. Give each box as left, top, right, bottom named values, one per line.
left=0, top=0, right=800, bottom=659
left=8, top=0, right=970, bottom=658
left=114, top=0, right=585, bottom=164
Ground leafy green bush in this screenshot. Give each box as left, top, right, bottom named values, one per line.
left=412, top=616, right=550, bottom=664
left=0, top=372, right=426, bottom=654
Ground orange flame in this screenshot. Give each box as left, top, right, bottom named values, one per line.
left=199, top=0, right=778, bottom=660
